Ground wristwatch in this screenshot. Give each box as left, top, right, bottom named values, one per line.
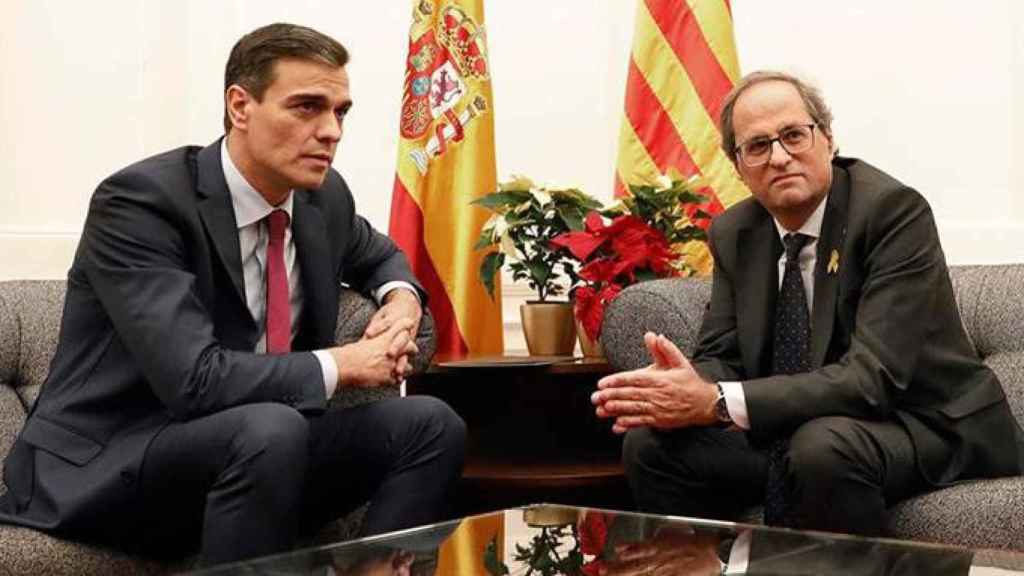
left=714, top=383, right=733, bottom=427
left=717, top=536, right=735, bottom=575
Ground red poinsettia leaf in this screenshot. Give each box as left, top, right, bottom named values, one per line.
left=575, top=288, right=604, bottom=341
left=579, top=258, right=617, bottom=283
left=550, top=231, right=608, bottom=262
left=583, top=211, right=606, bottom=233
left=582, top=560, right=606, bottom=576
left=579, top=511, right=610, bottom=556
left=610, top=258, right=637, bottom=280
left=599, top=283, right=623, bottom=302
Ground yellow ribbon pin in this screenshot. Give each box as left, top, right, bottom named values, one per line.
left=827, top=249, right=840, bottom=275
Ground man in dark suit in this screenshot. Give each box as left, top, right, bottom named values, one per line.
left=0, top=23, right=465, bottom=565
left=592, top=70, right=1023, bottom=535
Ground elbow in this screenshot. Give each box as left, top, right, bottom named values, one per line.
left=158, top=346, right=226, bottom=420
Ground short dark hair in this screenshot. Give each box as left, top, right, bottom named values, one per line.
left=223, top=23, right=349, bottom=132
left=719, top=70, right=834, bottom=163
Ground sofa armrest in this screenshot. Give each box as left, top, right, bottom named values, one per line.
left=332, top=288, right=437, bottom=408
left=601, top=277, right=711, bottom=371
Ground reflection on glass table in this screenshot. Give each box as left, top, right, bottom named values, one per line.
left=188, top=504, right=1024, bottom=575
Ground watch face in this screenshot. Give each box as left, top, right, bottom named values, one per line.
left=715, top=391, right=731, bottom=423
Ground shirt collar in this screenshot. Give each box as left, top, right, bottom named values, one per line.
left=772, top=194, right=828, bottom=243
left=221, top=140, right=294, bottom=230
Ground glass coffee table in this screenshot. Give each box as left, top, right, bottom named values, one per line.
left=188, top=504, right=1024, bottom=575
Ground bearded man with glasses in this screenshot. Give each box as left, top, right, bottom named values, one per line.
left=593, top=70, right=1024, bottom=540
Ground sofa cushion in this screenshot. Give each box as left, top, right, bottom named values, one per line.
left=888, top=476, right=1024, bottom=550
left=0, top=386, right=25, bottom=491
left=602, top=277, right=712, bottom=371
left=949, top=265, right=1024, bottom=427
left=0, top=524, right=190, bottom=575
left=0, top=280, right=67, bottom=409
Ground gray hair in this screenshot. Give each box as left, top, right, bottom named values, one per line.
left=719, top=70, right=834, bottom=163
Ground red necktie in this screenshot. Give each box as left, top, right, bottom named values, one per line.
left=265, top=209, right=291, bottom=354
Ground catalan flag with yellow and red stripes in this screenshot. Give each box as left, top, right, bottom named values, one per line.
left=389, top=0, right=503, bottom=357
left=615, top=0, right=750, bottom=275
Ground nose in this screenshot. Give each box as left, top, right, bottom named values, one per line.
left=768, top=139, right=793, bottom=167
left=318, top=113, right=342, bottom=143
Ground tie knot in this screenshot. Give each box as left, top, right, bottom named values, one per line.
left=783, top=233, right=811, bottom=262
left=267, top=209, right=289, bottom=243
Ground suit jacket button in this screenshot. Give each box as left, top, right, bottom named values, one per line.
left=120, top=470, right=134, bottom=485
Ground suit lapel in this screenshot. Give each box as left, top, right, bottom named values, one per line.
left=292, top=191, right=337, bottom=347
left=195, top=140, right=247, bottom=305
left=737, top=212, right=783, bottom=377
left=810, top=164, right=851, bottom=367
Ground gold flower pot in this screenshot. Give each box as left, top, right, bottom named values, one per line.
left=520, top=302, right=576, bottom=356
left=523, top=504, right=581, bottom=527
left=575, top=318, right=604, bottom=358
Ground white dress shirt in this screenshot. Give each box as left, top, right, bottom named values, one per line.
left=719, top=196, right=828, bottom=429
left=221, top=142, right=418, bottom=397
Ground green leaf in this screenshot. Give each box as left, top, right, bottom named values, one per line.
left=472, top=191, right=532, bottom=209
left=484, top=536, right=510, bottom=575
left=635, top=268, right=658, bottom=283
left=556, top=205, right=585, bottom=231
left=474, top=227, right=496, bottom=250
left=479, top=251, right=504, bottom=299
left=677, top=190, right=706, bottom=204
left=526, top=259, right=551, bottom=290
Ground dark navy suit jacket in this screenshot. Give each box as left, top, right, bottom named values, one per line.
left=0, top=139, right=423, bottom=538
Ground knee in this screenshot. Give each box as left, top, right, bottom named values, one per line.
left=402, top=396, right=466, bottom=454
left=228, top=403, right=310, bottom=474
left=622, top=427, right=663, bottom=478
left=787, top=417, right=864, bottom=485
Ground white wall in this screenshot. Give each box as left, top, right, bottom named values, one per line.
left=3, top=0, right=1023, bottom=283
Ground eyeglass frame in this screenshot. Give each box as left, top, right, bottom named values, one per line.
left=734, top=123, right=818, bottom=168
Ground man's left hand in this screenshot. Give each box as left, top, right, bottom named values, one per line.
left=592, top=332, right=719, bottom=434
left=365, top=288, right=422, bottom=380
left=365, top=289, right=422, bottom=338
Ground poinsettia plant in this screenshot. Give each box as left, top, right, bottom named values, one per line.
left=483, top=510, right=613, bottom=576
left=473, top=176, right=602, bottom=302
left=551, top=175, right=709, bottom=341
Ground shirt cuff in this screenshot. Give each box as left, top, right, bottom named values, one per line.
left=719, top=381, right=750, bottom=430
left=374, top=281, right=421, bottom=306
left=725, top=528, right=752, bottom=574
left=312, top=350, right=338, bottom=398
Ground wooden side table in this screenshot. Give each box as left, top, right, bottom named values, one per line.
left=406, top=355, right=633, bottom=515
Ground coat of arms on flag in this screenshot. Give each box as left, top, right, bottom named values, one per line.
left=390, top=0, right=503, bottom=357
left=401, top=2, right=490, bottom=175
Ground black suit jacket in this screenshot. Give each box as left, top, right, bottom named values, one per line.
left=693, top=157, right=1022, bottom=486
left=0, top=139, right=423, bottom=536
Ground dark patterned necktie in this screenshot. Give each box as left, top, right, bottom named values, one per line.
left=764, top=232, right=812, bottom=525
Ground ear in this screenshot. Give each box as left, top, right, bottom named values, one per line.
left=225, top=85, right=252, bottom=131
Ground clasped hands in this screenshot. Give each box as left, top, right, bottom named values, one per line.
left=592, top=332, right=719, bottom=434
left=331, top=289, right=422, bottom=389
left=591, top=526, right=723, bottom=576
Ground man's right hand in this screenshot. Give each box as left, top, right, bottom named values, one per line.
left=330, top=318, right=418, bottom=390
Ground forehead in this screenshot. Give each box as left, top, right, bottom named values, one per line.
left=265, top=57, right=350, bottom=101
left=731, top=80, right=811, bottom=139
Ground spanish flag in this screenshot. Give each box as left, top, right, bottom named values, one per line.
left=389, top=0, right=503, bottom=356
left=615, top=0, right=750, bottom=275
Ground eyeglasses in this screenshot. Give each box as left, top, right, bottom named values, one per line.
left=735, top=124, right=817, bottom=167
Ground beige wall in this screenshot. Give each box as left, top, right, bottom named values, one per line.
left=3, top=1, right=1024, bottom=350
